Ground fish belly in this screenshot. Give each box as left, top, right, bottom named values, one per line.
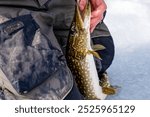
left=84, top=54, right=107, bottom=100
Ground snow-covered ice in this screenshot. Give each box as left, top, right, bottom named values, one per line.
left=104, top=0, right=150, bottom=99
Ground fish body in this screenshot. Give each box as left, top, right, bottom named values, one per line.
left=66, top=2, right=107, bottom=100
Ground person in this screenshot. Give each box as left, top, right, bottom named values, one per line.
left=0, top=0, right=114, bottom=100
left=78, top=0, right=107, bottom=32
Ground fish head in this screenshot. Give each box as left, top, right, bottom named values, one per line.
left=70, top=1, right=91, bottom=36
left=67, top=1, right=91, bottom=59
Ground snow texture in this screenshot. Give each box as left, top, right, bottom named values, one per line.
left=104, top=0, right=150, bottom=99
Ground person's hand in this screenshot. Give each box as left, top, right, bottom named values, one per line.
left=78, top=0, right=107, bottom=32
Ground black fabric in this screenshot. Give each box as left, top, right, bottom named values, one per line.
left=93, top=36, right=115, bottom=75
left=64, top=81, right=84, bottom=100
left=0, top=0, right=48, bottom=11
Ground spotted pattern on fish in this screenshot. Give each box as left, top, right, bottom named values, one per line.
left=68, top=57, right=98, bottom=99
left=66, top=1, right=107, bottom=100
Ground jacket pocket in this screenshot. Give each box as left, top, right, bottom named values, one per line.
left=0, top=14, right=67, bottom=94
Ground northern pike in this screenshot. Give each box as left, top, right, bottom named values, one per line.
left=66, top=1, right=116, bottom=100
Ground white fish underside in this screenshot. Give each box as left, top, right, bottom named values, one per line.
left=84, top=51, right=107, bottom=99
left=83, top=6, right=107, bottom=99
left=67, top=2, right=108, bottom=100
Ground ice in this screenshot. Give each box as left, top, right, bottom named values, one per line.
left=104, top=0, right=150, bottom=99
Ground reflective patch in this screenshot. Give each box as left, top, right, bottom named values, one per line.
left=3, top=21, right=24, bottom=35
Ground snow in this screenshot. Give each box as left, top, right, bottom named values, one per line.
left=104, top=0, right=150, bottom=99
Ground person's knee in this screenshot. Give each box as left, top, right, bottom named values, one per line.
left=92, top=36, right=115, bottom=74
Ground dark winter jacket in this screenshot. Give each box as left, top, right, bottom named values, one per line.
left=0, top=0, right=114, bottom=100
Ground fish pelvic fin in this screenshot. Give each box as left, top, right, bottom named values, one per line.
left=88, top=50, right=102, bottom=60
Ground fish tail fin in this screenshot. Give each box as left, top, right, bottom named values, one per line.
left=102, top=86, right=117, bottom=95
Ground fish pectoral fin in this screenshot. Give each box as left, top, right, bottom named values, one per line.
left=88, top=50, right=102, bottom=60
left=92, top=44, right=106, bottom=51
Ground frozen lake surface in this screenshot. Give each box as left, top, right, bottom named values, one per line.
left=104, top=0, right=150, bottom=99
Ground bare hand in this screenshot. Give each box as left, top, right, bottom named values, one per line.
left=78, top=0, right=107, bottom=32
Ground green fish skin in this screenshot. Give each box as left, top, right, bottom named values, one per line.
left=66, top=1, right=107, bottom=100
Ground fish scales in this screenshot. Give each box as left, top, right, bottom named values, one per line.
left=66, top=1, right=107, bottom=100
